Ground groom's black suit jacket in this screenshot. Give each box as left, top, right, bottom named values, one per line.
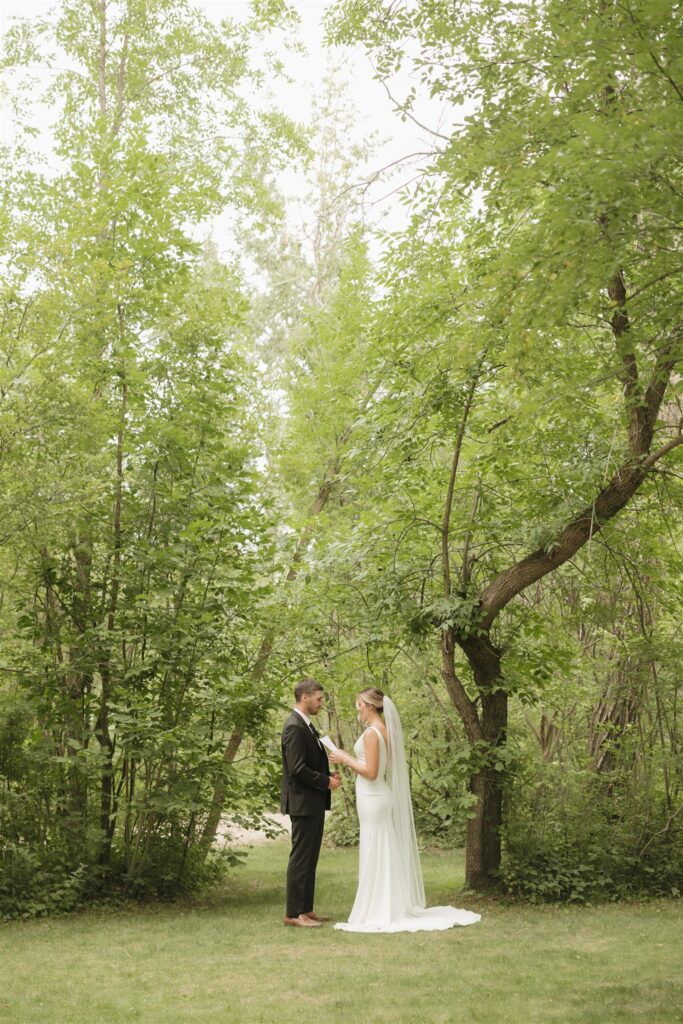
left=280, top=711, right=331, bottom=816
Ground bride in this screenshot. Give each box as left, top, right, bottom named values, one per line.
left=329, top=687, right=481, bottom=933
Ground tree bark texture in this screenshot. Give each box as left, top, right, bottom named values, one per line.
left=441, top=626, right=510, bottom=888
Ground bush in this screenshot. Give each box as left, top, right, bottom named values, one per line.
left=500, top=759, right=683, bottom=903
left=323, top=801, right=360, bottom=847
left=115, top=837, right=245, bottom=901
left=0, top=843, right=91, bottom=921
left=0, top=829, right=248, bottom=920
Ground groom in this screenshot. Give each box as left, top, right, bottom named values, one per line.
left=280, top=677, right=340, bottom=928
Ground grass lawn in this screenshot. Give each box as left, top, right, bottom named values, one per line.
left=1, top=839, right=681, bottom=1024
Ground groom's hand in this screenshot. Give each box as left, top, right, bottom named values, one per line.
left=329, top=773, right=342, bottom=790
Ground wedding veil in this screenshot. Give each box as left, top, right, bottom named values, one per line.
left=383, top=696, right=426, bottom=909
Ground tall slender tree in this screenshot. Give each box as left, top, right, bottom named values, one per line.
left=0, top=0, right=295, bottom=896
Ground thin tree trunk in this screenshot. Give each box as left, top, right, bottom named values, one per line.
left=97, top=312, right=128, bottom=867
left=199, top=383, right=383, bottom=855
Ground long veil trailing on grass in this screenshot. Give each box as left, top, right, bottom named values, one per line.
left=383, top=695, right=426, bottom=909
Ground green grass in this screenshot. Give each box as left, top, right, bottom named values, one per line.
left=1, top=840, right=681, bottom=1024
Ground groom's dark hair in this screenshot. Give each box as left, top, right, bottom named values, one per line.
left=295, top=677, right=323, bottom=701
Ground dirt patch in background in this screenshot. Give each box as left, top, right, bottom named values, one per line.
left=216, top=813, right=291, bottom=846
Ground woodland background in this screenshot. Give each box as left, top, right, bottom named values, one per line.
left=0, top=0, right=681, bottom=920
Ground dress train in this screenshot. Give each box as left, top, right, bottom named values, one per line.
left=334, top=726, right=480, bottom=933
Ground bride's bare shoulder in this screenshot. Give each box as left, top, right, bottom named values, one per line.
left=373, top=723, right=388, bottom=745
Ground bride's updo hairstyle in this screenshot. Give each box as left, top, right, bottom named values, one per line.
left=358, top=687, right=384, bottom=713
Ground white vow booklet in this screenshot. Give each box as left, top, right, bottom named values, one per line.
left=320, top=735, right=337, bottom=752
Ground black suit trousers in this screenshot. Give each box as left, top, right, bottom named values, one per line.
left=286, top=813, right=325, bottom=918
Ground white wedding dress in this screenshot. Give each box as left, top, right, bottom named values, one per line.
left=334, top=722, right=481, bottom=933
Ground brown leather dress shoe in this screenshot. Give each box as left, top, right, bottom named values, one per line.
left=283, top=914, right=322, bottom=927
left=304, top=911, right=331, bottom=922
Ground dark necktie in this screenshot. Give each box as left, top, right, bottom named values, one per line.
left=308, top=722, right=323, bottom=750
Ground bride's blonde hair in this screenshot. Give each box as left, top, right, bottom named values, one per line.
left=358, top=687, right=384, bottom=713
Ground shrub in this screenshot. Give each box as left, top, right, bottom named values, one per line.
left=0, top=844, right=91, bottom=921
left=500, top=759, right=683, bottom=903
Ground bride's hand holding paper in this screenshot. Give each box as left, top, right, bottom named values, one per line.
left=320, top=734, right=350, bottom=767
left=328, top=747, right=349, bottom=765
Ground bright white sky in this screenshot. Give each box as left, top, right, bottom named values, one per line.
left=1, top=0, right=461, bottom=253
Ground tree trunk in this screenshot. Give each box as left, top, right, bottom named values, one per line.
left=198, top=720, right=254, bottom=856
left=440, top=624, right=507, bottom=888
left=97, top=332, right=127, bottom=868
left=466, top=765, right=504, bottom=890
left=459, top=636, right=507, bottom=889
left=200, top=439, right=361, bottom=855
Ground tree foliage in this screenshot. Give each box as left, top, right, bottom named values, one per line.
left=1, top=0, right=681, bottom=914
left=0, top=0, right=294, bottom=916
left=313, top=0, right=683, bottom=890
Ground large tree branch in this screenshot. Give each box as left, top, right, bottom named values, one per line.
left=644, top=329, right=683, bottom=434
left=441, top=629, right=482, bottom=742
left=476, top=320, right=681, bottom=631
left=476, top=447, right=675, bottom=629
left=606, top=263, right=649, bottom=455
left=641, top=431, right=683, bottom=472
left=442, top=369, right=481, bottom=596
